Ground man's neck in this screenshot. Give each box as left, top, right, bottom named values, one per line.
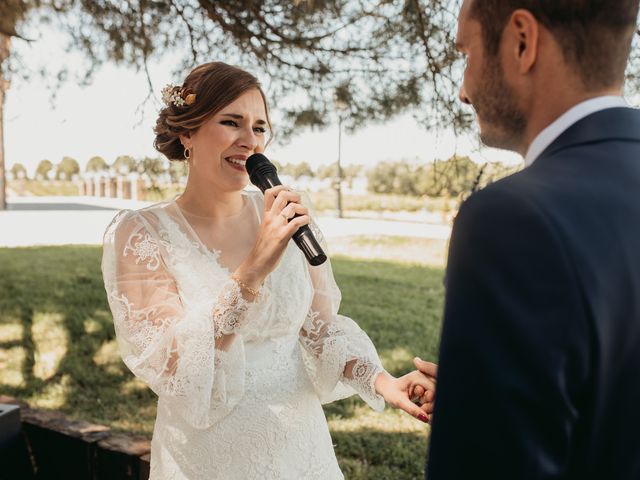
left=521, top=87, right=623, bottom=155
left=522, top=93, right=627, bottom=166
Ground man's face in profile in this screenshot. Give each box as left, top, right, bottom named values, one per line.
left=456, top=0, right=527, bottom=152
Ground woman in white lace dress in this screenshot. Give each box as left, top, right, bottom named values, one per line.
left=102, top=62, right=435, bottom=480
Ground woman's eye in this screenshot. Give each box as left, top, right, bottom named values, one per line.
left=253, top=127, right=266, bottom=134
left=221, top=120, right=238, bottom=127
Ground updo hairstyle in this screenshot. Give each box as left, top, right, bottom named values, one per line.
left=154, top=62, right=271, bottom=161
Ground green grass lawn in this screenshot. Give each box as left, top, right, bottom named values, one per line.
left=0, top=246, right=444, bottom=479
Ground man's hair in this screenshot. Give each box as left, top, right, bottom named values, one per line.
left=469, top=0, right=640, bottom=90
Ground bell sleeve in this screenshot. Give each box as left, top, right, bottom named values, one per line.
left=101, top=210, right=264, bottom=429
left=297, top=214, right=386, bottom=412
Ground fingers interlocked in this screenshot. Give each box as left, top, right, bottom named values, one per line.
left=410, top=357, right=438, bottom=423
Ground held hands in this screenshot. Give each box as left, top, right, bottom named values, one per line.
left=411, top=357, right=438, bottom=424
left=235, top=186, right=310, bottom=289
left=374, top=362, right=437, bottom=424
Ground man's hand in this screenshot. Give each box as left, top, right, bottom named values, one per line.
left=410, top=357, right=438, bottom=423
left=414, top=357, right=438, bottom=378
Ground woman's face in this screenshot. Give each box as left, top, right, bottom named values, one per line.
left=184, top=88, right=269, bottom=193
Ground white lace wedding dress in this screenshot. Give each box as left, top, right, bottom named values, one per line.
left=102, top=191, right=386, bottom=479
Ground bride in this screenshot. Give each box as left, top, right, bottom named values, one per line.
left=102, top=61, right=435, bottom=479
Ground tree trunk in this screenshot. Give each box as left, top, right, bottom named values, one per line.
left=0, top=34, right=10, bottom=210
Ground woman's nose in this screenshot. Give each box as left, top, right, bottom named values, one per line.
left=236, top=127, right=258, bottom=151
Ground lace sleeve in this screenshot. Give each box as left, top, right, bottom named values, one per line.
left=297, top=213, right=385, bottom=411
left=101, top=210, right=250, bottom=428
left=213, top=280, right=264, bottom=339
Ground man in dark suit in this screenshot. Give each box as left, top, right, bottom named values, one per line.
left=422, top=1, right=640, bottom=479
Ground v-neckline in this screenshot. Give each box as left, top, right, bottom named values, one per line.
left=171, top=192, right=262, bottom=276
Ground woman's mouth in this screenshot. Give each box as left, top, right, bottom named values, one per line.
left=225, top=156, right=247, bottom=172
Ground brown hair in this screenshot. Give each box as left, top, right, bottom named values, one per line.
left=154, top=62, right=272, bottom=161
left=469, top=0, right=639, bottom=90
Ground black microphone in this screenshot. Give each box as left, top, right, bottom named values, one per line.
left=246, top=153, right=327, bottom=266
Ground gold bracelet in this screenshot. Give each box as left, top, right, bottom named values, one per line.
left=232, top=275, right=260, bottom=297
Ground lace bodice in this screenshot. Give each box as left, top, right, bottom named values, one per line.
left=101, top=191, right=386, bottom=479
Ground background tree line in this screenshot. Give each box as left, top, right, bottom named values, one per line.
left=10, top=154, right=518, bottom=199
left=10, top=155, right=188, bottom=185
left=366, top=156, right=519, bottom=197
left=276, top=157, right=519, bottom=197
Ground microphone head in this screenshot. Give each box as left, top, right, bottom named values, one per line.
left=246, top=153, right=275, bottom=176
left=246, top=153, right=280, bottom=192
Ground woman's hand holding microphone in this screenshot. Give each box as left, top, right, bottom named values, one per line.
left=233, top=186, right=310, bottom=296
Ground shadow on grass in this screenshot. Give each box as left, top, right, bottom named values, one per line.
left=0, top=246, right=444, bottom=441
left=0, top=246, right=156, bottom=433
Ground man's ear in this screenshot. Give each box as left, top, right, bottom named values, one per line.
left=506, top=9, right=539, bottom=74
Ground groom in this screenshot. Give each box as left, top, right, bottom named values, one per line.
left=421, top=1, right=640, bottom=479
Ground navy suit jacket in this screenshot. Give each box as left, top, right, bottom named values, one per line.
left=427, top=107, right=640, bottom=480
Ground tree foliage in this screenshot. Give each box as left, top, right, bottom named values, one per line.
left=316, top=163, right=336, bottom=180
left=367, top=160, right=404, bottom=195
left=367, top=156, right=520, bottom=197
left=416, top=156, right=480, bottom=197
left=55, top=155, right=79, bottom=180
left=6, top=1, right=640, bottom=133
left=279, top=161, right=315, bottom=179
left=112, top=155, right=137, bottom=175
left=9, top=162, right=27, bottom=180
left=85, top=155, right=108, bottom=173
left=4, top=0, right=467, bottom=134
left=168, top=160, right=188, bottom=183
left=35, top=158, right=52, bottom=180
left=138, top=156, right=167, bottom=192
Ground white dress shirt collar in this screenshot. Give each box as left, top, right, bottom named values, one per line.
left=524, top=96, right=628, bottom=166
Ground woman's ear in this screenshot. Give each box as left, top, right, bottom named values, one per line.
left=179, top=133, right=191, bottom=149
